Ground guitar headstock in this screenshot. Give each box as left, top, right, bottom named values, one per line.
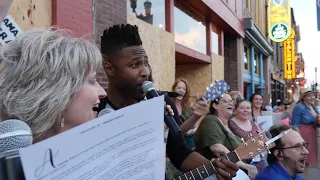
left=235, top=131, right=275, bottom=160
left=204, top=80, right=230, bottom=101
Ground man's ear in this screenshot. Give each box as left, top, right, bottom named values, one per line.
left=274, top=150, right=283, bottom=160
left=103, top=60, right=115, bottom=77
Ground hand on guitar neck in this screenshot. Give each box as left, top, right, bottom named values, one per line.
left=179, top=94, right=209, bottom=133
left=172, top=131, right=276, bottom=180
left=179, top=94, right=207, bottom=121
left=179, top=80, right=230, bottom=125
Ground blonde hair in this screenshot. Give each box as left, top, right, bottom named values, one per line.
left=0, top=28, right=102, bottom=142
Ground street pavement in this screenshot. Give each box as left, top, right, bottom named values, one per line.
left=306, top=130, right=320, bottom=180
left=308, top=166, right=320, bottom=180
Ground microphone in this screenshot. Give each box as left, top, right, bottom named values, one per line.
left=142, top=81, right=181, bottom=135
left=0, top=119, right=33, bottom=180
left=98, top=108, right=114, bottom=117
left=158, top=91, right=180, bottom=98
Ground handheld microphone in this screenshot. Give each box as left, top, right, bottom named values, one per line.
left=0, top=119, right=33, bottom=180
left=98, top=108, right=114, bottom=117
left=142, top=81, right=181, bottom=135
left=158, top=91, right=180, bottom=98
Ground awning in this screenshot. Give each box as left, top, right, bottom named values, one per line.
left=244, top=18, right=273, bottom=56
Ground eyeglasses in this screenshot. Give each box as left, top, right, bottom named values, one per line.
left=280, top=142, right=309, bottom=151
left=220, top=99, right=234, bottom=105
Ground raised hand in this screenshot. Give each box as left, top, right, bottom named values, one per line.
left=192, top=93, right=209, bottom=117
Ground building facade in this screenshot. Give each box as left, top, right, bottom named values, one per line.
left=93, top=0, right=247, bottom=97
left=6, top=0, right=274, bottom=100
left=242, top=0, right=273, bottom=101
left=269, top=7, right=303, bottom=105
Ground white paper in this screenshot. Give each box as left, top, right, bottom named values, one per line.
left=257, top=115, right=273, bottom=131
left=0, top=15, right=23, bottom=45
left=20, top=96, right=165, bottom=180
left=233, top=169, right=250, bottom=180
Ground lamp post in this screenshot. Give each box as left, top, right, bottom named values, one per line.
left=130, top=0, right=137, bottom=13
left=316, top=67, right=318, bottom=87
left=144, top=0, right=152, bottom=16
left=136, top=0, right=153, bottom=25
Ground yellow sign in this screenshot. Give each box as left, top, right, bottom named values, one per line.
left=283, top=28, right=295, bottom=79
left=268, top=0, right=291, bottom=42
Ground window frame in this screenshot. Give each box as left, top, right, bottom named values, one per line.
left=244, top=44, right=250, bottom=71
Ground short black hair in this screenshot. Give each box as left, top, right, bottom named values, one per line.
left=267, top=125, right=294, bottom=164
left=101, top=24, right=142, bottom=55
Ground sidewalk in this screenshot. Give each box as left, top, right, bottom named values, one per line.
left=307, top=129, right=320, bottom=180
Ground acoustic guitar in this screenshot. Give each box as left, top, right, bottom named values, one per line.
left=172, top=131, right=278, bottom=180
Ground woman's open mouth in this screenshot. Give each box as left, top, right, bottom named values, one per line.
left=92, top=104, right=100, bottom=115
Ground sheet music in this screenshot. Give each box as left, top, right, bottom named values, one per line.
left=20, top=96, right=165, bottom=180
left=257, top=115, right=273, bottom=131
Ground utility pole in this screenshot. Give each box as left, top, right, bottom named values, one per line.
left=316, top=67, right=318, bottom=90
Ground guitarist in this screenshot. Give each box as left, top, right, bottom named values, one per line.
left=99, top=24, right=239, bottom=180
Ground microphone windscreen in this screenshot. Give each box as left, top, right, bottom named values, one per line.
left=0, top=120, right=33, bottom=154
left=98, top=108, right=114, bottom=117
left=142, top=81, right=155, bottom=94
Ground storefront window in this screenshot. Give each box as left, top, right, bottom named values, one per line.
left=244, top=45, right=250, bottom=70
left=174, top=6, right=206, bottom=54
left=127, top=0, right=165, bottom=30
left=211, top=31, right=219, bottom=54
left=254, top=53, right=259, bottom=74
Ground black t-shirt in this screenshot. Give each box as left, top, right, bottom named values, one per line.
left=98, top=95, right=193, bottom=170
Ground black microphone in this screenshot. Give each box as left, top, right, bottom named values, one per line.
left=158, top=91, right=180, bottom=98
left=142, top=81, right=181, bottom=135
left=0, top=119, right=33, bottom=180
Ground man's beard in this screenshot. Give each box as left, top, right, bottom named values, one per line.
left=282, top=156, right=305, bottom=175
left=118, top=84, right=145, bottom=102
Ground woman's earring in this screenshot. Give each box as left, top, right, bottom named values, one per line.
left=60, top=118, right=65, bottom=128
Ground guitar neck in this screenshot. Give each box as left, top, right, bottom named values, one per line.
left=172, top=151, right=240, bottom=180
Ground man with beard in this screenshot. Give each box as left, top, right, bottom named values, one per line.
left=98, top=24, right=238, bottom=180
left=255, top=125, right=309, bottom=180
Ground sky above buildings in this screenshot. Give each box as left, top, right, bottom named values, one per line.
left=290, top=0, right=320, bottom=86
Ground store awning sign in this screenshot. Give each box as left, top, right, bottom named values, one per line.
left=268, top=0, right=291, bottom=42
left=283, top=28, right=296, bottom=79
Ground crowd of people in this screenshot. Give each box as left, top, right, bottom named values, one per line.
left=0, top=24, right=318, bottom=180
